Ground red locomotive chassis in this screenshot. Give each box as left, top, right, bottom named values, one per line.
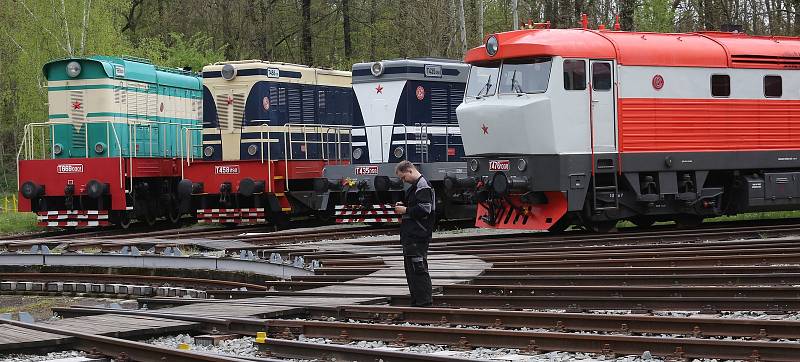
left=18, top=157, right=182, bottom=212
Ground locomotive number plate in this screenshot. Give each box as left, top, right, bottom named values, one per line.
left=488, top=160, right=510, bottom=171
left=354, top=165, right=379, bottom=175
left=215, top=165, right=240, bottom=174
left=57, top=164, right=84, bottom=173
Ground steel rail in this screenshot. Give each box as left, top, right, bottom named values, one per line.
left=0, top=318, right=253, bottom=362
left=257, top=338, right=481, bottom=362
left=440, top=284, right=800, bottom=298
left=322, top=305, right=800, bottom=340
left=0, top=272, right=270, bottom=290
left=261, top=318, right=800, bottom=361
left=390, top=294, right=800, bottom=312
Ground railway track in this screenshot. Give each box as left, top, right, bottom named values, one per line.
left=5, top=219, right=800, bottom=360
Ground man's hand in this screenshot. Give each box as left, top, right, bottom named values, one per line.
left=395, top=202, right=407, bottom=215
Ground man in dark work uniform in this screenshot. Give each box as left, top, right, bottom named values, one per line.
left=393, top=160, right=434, bottom=307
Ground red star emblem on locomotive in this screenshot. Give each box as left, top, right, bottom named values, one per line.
left=226, top=95, right=234, bottom=105
left=481, top=123, right=489, bottom=134
left=375, top=84, right=383, bottom=94
left=71, top=101, right=82, bottom=110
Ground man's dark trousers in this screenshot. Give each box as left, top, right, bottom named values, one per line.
left=402, top=239, right=432, bottom=306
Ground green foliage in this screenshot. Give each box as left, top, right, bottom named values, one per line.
left=0, top=212, right=39, bottom=235
left=133, top=33, right=226, bottom=72
left=635, top=0, right=676, bottom=32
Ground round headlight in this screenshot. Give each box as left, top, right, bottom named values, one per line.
left=221, top=64, right=236, bottom=80
left=53, top=143, right=63, bottom=155
left=66, top=61, right=82, bottom=78
left=370, top=62, right=385, bottom=77
left=393, top=146, right=404, bottom=159
left=247, top=144, right=258, bottom=156
left=94, top=142, right=105, bottom=154
left=517, top=158, right=527, bottom=171
left=469, top=159, right=479, bottom=172
left=486, top=35, right=499, bottom=56
left=204, top=146, right=214, bottom=157
left=352, top=147, right=363, bottom=160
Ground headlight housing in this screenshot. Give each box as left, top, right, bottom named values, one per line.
left=469, top=159, right=479, bottom=172
left=393, top=146, right=404, bottom=159
left=486, top=35, right=499, bottom=56
left=204, top=146, right=214, bottom=157
left=352, top=147, right=363, bottom=160
left=247, top=144, right=258, bottom=156
left=94, top=142, right=106, bottom=154
left=66, top=61, right=82, bottom=78
left=221, top=64, right=236, bottom=80
left=517, top=158, right=527, bottom=171
left=370, top=62, right=384, bottom=77
left=53, top=143, right=63, bottom=155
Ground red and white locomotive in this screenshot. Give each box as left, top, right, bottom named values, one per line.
left=455, top=27, right=800, bottom=232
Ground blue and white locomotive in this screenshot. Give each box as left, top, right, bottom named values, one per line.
left=316, top=58, right=475, bottom=222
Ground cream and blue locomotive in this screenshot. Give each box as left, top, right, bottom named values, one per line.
left=316, top=58, right=475, bottom=222
left=179, top=60, right=357, bottom=225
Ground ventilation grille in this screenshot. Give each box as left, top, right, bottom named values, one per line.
left=288, top=88, right=301, bottom=123
left=731, top=54, right=800, bottom=67
left=231, top=93, right=245, bottom=128
left=430, top=87, right=449, bottom=124
left=302, top=88, right=315, bottom=122
left=69, top=90, right=86, bottom=148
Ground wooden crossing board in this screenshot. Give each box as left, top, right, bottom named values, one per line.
left=0, top=324, right=73, bottom=351
left=43, top=314, right=200, bottom=338
left=152, top=303, right=303, bottom=318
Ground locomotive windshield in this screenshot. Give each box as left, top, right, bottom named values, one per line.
left=465, top=62, right=500, bottom=100
left=498, top=57, right=552, bottom=94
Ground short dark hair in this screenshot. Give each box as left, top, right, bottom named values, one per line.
left=395, top=160, right=415, bottom=174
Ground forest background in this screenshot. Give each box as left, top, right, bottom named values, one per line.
left=0, top=0, right=797, bottom=193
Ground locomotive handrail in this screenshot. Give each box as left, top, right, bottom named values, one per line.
left=282, top=123, right=355, bottom=191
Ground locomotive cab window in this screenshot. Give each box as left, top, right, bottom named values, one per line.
left=498, top=57, right=552, bottom=94
left=711, top=74, right=730, bottom=97
left=764, top=75, right=782, bottom=98
left=563, top=59, right=586, bottom=90
left=465, top=61, right=500, bottom=100
left=592, top=63, right=612, bottom=91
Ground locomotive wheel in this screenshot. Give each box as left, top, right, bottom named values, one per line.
left=168, top=208, right=181, bottom=224
left=675, top=214, right=703, bottom=228
left=547, top=217, right=572, bottom=233
left=114, top=211, right=132, bottom=229
left=629, top=215, right=656, bottom=228
left=587, top=220, right=618, bottom=233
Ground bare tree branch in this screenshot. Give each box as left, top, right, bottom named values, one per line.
left=60, top=0, right=73, bottom=55
left=17, top=0, right=70, bottom=54
left=80, top=0, right=92, bottom=55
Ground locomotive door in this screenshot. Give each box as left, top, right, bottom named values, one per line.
left=589, top=60, right=616, bottom=153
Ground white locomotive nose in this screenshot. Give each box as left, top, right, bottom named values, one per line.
left=457, top=96, right=555, bottom=157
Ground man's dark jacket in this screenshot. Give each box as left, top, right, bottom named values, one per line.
left=400, top=175, right=435, bottom=241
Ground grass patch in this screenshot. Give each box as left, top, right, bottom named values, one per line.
left=0, top=212, right=40, bottom=235
left=704, top=210, right=800, bottom=223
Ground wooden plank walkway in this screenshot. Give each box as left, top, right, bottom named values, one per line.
left=43, top=314, right=201, bottom=338
left=152, top=303, right=303, bottom=318
left=0, top=324, right=74, bottom=352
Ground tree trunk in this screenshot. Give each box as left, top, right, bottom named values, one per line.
left=458, top=0, right=467, bottom=55
left=477, top=0, right=484, bottom=42
left=342, top=0, right=352, bottom=60
left=369, top=0, right=377, bottom=61
left=301, top=0, right=313, bottom=65
left=618, top=0, right=636, bottom=30
left=512, top=0, right=519, bottom=29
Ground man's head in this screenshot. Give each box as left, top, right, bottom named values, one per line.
left=395, top=160, right=420, bottom=183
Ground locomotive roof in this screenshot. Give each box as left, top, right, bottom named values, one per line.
left=43, top=56, right=202, bottom=89
left=466, top=29, right=800, bottom=69
left=352, top=58, right=469, bottom=84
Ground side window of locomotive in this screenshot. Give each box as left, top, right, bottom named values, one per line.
left=563, top=60, right=586, bottom=91
left=591, top=63, right=612, bottom=91
left=764, top=75, right=782, bottom=98
left=711, top=74, right=730, bottom=97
